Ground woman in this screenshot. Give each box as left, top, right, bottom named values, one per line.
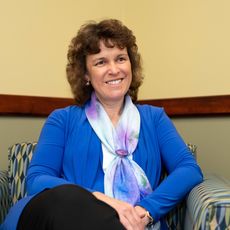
left=1, top=19, right=203, bottom=230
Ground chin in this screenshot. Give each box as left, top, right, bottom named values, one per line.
left=107, top=94, right=125, bottom=102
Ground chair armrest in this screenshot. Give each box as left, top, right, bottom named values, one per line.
left=0, top=170, right=11, bottom=224
left=185, top=174, right=230, bottom=230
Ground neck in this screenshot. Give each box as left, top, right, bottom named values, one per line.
left=100, top=100, right=124, bottom=126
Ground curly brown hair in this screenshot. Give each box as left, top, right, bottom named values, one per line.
left=66, top=19, right=143, bottom=105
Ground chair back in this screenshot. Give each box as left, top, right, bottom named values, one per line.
left=8, top=142, right=37, bottom=204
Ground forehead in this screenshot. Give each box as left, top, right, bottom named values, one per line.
left=97, top=40, right=127, bottom=54
left=85, top=40, right=128, bottom=64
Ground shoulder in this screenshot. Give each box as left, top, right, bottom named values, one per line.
left=49, top=105, right=84, bottom=116
left=136, top=104, right=165, bottom=121
left=136, top=104, right=173, bottom=128
left=136, top=104, right=163, bottom=113
left=46, top=105, right=85, bottom=125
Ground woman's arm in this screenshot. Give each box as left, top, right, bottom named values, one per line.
left=26, top=109, right=72, bottom=195
left=137, top=108, right=203, bottom=222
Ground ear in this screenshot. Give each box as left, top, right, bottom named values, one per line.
left=84, top=73, right=90, bottom=82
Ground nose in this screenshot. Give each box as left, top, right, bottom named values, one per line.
left=108, top=62, right=119, bottom=75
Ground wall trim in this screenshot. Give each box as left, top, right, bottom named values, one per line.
left=0, top=94, right=230, bottom=117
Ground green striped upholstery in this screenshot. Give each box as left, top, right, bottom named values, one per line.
left=8, top=143, right=37, bottom=204
left=186, top=174, right=230, bottom=229
left=0, top=143, right=37, bottom=224
left=165, top=143, right=197, bottom=229
left=0, top=170, right=10, bottom=224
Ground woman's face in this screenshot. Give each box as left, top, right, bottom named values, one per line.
left=85, top=41, right=132, bottom=106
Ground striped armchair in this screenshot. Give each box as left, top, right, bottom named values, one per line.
left=0, top=142, right=230, bottom=229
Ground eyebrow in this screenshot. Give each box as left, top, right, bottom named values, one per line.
left=91, top=57, right=105, bottom=63
left=93, top=53, right=128, bottom=60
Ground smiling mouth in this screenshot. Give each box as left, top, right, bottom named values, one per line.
left=106, top=78, right=123, bottom=85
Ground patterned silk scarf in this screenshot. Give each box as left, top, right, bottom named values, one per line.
left=85, top=92, right=152, bottom=205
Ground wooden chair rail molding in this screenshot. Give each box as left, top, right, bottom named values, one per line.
left=0, top=94, right=230, bottom=117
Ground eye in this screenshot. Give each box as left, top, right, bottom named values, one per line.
left=95, top=59, right=105, bottom=66
left=117, top=55, right=127, bottom=63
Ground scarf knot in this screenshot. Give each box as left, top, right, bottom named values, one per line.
left=115, top=149, right=128, bottom=157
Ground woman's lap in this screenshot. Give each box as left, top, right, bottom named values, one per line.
left=17, top=184, right=124, bottom=230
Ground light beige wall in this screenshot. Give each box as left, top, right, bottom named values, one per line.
left=1, top=1, right=230, bottom=98
left=123, top=0, right=230, bottom=99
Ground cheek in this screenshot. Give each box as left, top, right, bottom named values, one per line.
left=89, top=74, right=103, bottom=88
left=87, top=69, right=98, bottom=82
left=125, top=63, right=132, bottom=75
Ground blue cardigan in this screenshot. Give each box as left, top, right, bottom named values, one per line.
left=1, top=104, right=203, bottom=230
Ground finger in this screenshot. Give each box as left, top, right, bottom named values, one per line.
left=142, top=215, right=150, bottom=226
left=130, top=208, right=143, bottom=224
left=134, top=206, right=147, bottom=218
left=123, top=208, right=143, bottom=230
left=119, top=214, right=134, bottom=230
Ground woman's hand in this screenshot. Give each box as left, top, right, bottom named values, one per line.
left=93, top=192, right=146, bottom=230
left=134, top=206, right=151, bottom=226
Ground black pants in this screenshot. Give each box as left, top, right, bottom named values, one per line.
left=17, top=184, right=125, bottom=230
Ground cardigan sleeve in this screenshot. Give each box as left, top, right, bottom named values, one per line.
left=137, top=108, right=203, bottom=221
left=26, top=108, right=73, bottom=195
